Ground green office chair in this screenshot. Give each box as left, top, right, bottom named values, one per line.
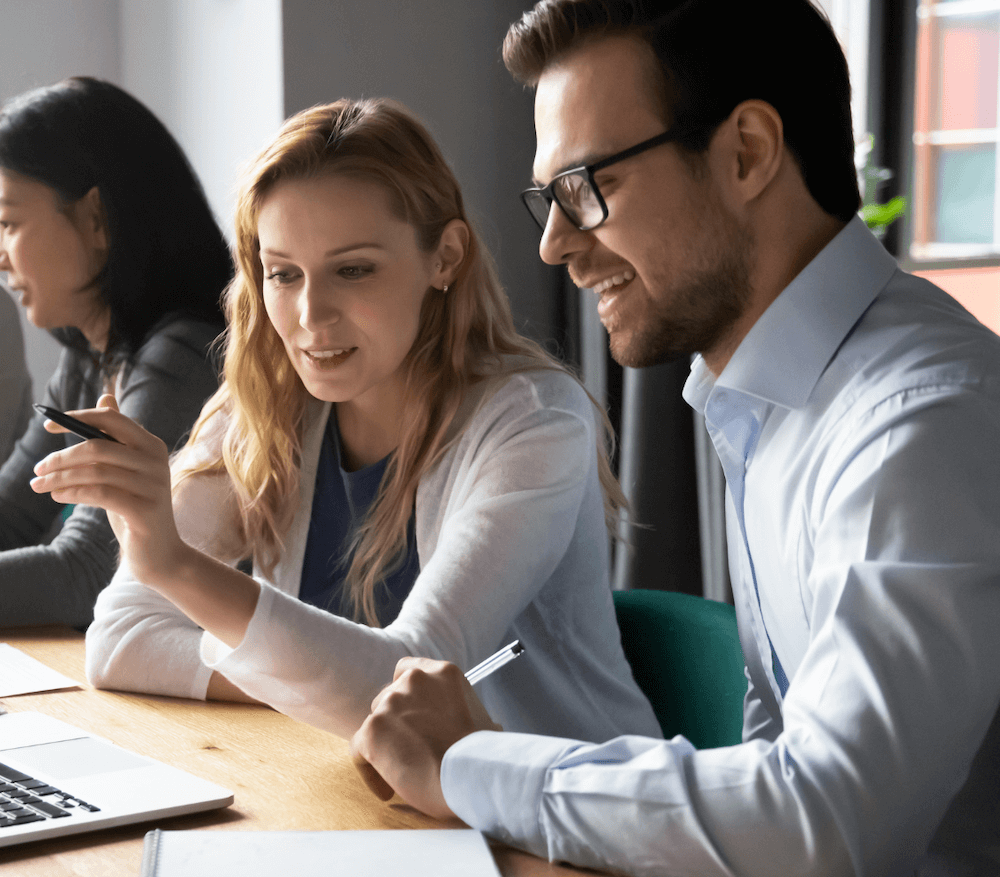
left=613, top=589, right=746, bottom=749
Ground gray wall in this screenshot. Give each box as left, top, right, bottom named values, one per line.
left=119, top=0, right=284, bottom=242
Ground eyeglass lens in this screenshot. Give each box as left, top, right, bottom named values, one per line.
left=523, top=190, right=553, bottom=229
left=524, top=170, right=606, bottom=231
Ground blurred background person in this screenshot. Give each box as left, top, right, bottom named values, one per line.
left=0, top=76, right=229, bottom=627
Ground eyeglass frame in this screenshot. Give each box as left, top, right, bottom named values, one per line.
left=520, top=128, right=688, bottom=232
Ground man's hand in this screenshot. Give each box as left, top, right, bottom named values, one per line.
left=350, top=657, right=502, bottom=820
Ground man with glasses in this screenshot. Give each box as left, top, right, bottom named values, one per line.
left=351, top=1, right=1000, bottom=874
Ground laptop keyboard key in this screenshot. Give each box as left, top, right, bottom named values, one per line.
left=0, top=764, right=31, bottom=783
left=4, top=813, right=46, bottom=827
left=28, top=801, right=70, bottom=819
left=18, top=780, right=50, bottom=791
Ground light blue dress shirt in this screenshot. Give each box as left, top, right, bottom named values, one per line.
left=442, top=218, right=1000, bottom=876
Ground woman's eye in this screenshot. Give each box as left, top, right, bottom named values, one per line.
left=264, top=270, right=296, bottom=285
left=338, top=264, right=374, bottom=280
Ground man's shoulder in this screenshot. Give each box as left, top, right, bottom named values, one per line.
left=832, top=271, right=1000, bottom=401
left=798, top=270, right=1000, bottom=454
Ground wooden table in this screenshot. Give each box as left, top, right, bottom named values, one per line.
left=0, top=628, right=591, bottom=877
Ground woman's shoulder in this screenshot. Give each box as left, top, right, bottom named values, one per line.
left=45, top=344, right=101, bottom=408
left=132, top=314, right=223, bottom=369
left=439, top=360, right=596, bottom=459
left=472, top=358, right=593, bottom=420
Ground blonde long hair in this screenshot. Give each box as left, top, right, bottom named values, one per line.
left=176, top=97, right=624, bottom=625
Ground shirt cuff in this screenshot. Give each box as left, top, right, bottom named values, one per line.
left=441, top=730, right=585, bottom=859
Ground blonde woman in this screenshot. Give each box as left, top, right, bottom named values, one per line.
left=31, top=98, right=660, bottom=742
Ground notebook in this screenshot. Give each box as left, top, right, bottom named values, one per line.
left=141, top=828, right=503, bottom=877
left=0, top=711, right=233, bottom=848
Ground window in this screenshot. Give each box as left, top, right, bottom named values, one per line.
left=909, top=0, right=1000, bottom=330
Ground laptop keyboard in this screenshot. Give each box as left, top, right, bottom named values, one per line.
left=0, top=761, right=100, bottom=829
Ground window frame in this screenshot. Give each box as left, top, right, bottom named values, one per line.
left=909, top=0, right=1000, bottom=261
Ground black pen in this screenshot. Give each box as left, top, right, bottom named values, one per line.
left=33, top=404, right=123, bottom=444
left=465, top=640, right=525, bottom=686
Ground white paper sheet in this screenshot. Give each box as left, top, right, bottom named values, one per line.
left=0, top=644, right=80, bottom=697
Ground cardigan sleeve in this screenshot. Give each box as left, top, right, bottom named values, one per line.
left=86, top=466, right=243, bottom=699
left=86, top=406, right=242, bottom=698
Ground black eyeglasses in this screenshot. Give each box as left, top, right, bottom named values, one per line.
left=520, top=129, right=685, bottom=232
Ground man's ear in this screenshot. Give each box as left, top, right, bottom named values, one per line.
left=433, top=218, right=470, bottom=289
left=70, top=186, right=109, bottom=253
left=717, top=100, right=784, bottom=206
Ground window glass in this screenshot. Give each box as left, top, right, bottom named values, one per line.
left=933, top=14, right=999, bottom=131
left=934, top=143, right=996, bottom=243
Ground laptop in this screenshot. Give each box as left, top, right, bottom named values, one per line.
left=0, top=711, right=233, bottom=848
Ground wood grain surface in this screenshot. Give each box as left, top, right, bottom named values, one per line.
left=0, top=627, right=592, bottom=877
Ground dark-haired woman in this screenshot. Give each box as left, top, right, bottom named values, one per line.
left=0, top=77, right=229, bottom=627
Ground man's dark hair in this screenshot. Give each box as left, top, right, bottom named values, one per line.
left=504, top=0, right=861, bottom=223
left=0, top=77, right=230, bottom=374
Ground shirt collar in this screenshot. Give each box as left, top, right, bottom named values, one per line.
left=684, top=215, right=898, bottom=413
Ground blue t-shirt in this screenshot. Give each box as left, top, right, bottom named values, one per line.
left=298, top=412, right=419, bottom=626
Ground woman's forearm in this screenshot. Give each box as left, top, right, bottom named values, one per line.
left=146, top=540, right=261, bottom=649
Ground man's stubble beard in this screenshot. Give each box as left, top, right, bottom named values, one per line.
left=608, top=217, right=754, bottom=369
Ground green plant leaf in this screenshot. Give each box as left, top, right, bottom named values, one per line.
left=861, top=196, right=907, bottom=230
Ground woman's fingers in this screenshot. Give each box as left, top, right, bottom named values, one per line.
left=96, top=393, right=119, bottom=411
left=33, top=435, right=165, bottom=480
left=32, top=459, right=159, bottom=499
left=39, top=397, right=153, bottom=449
left=30, top=405, right=172, bottom=524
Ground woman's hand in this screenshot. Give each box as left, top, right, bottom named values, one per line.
left=31, top=393, right=259, bottom=648
left=30, top=393, right=188, bottom=587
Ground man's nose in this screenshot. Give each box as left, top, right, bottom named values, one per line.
left=538, top=201, right=589, bottom=267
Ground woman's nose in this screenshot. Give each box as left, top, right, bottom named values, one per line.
left=298, top=281, right=340, bottom=330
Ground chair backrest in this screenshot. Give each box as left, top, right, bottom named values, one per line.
left=613, top=589, right=746, bottom=749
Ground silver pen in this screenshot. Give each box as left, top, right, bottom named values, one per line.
left=465, top=640, right=525, bottom=686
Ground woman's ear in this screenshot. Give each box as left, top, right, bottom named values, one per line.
left=433, top=219, right=470, bottom=290
left=70, top=186, right=109, bottom=254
